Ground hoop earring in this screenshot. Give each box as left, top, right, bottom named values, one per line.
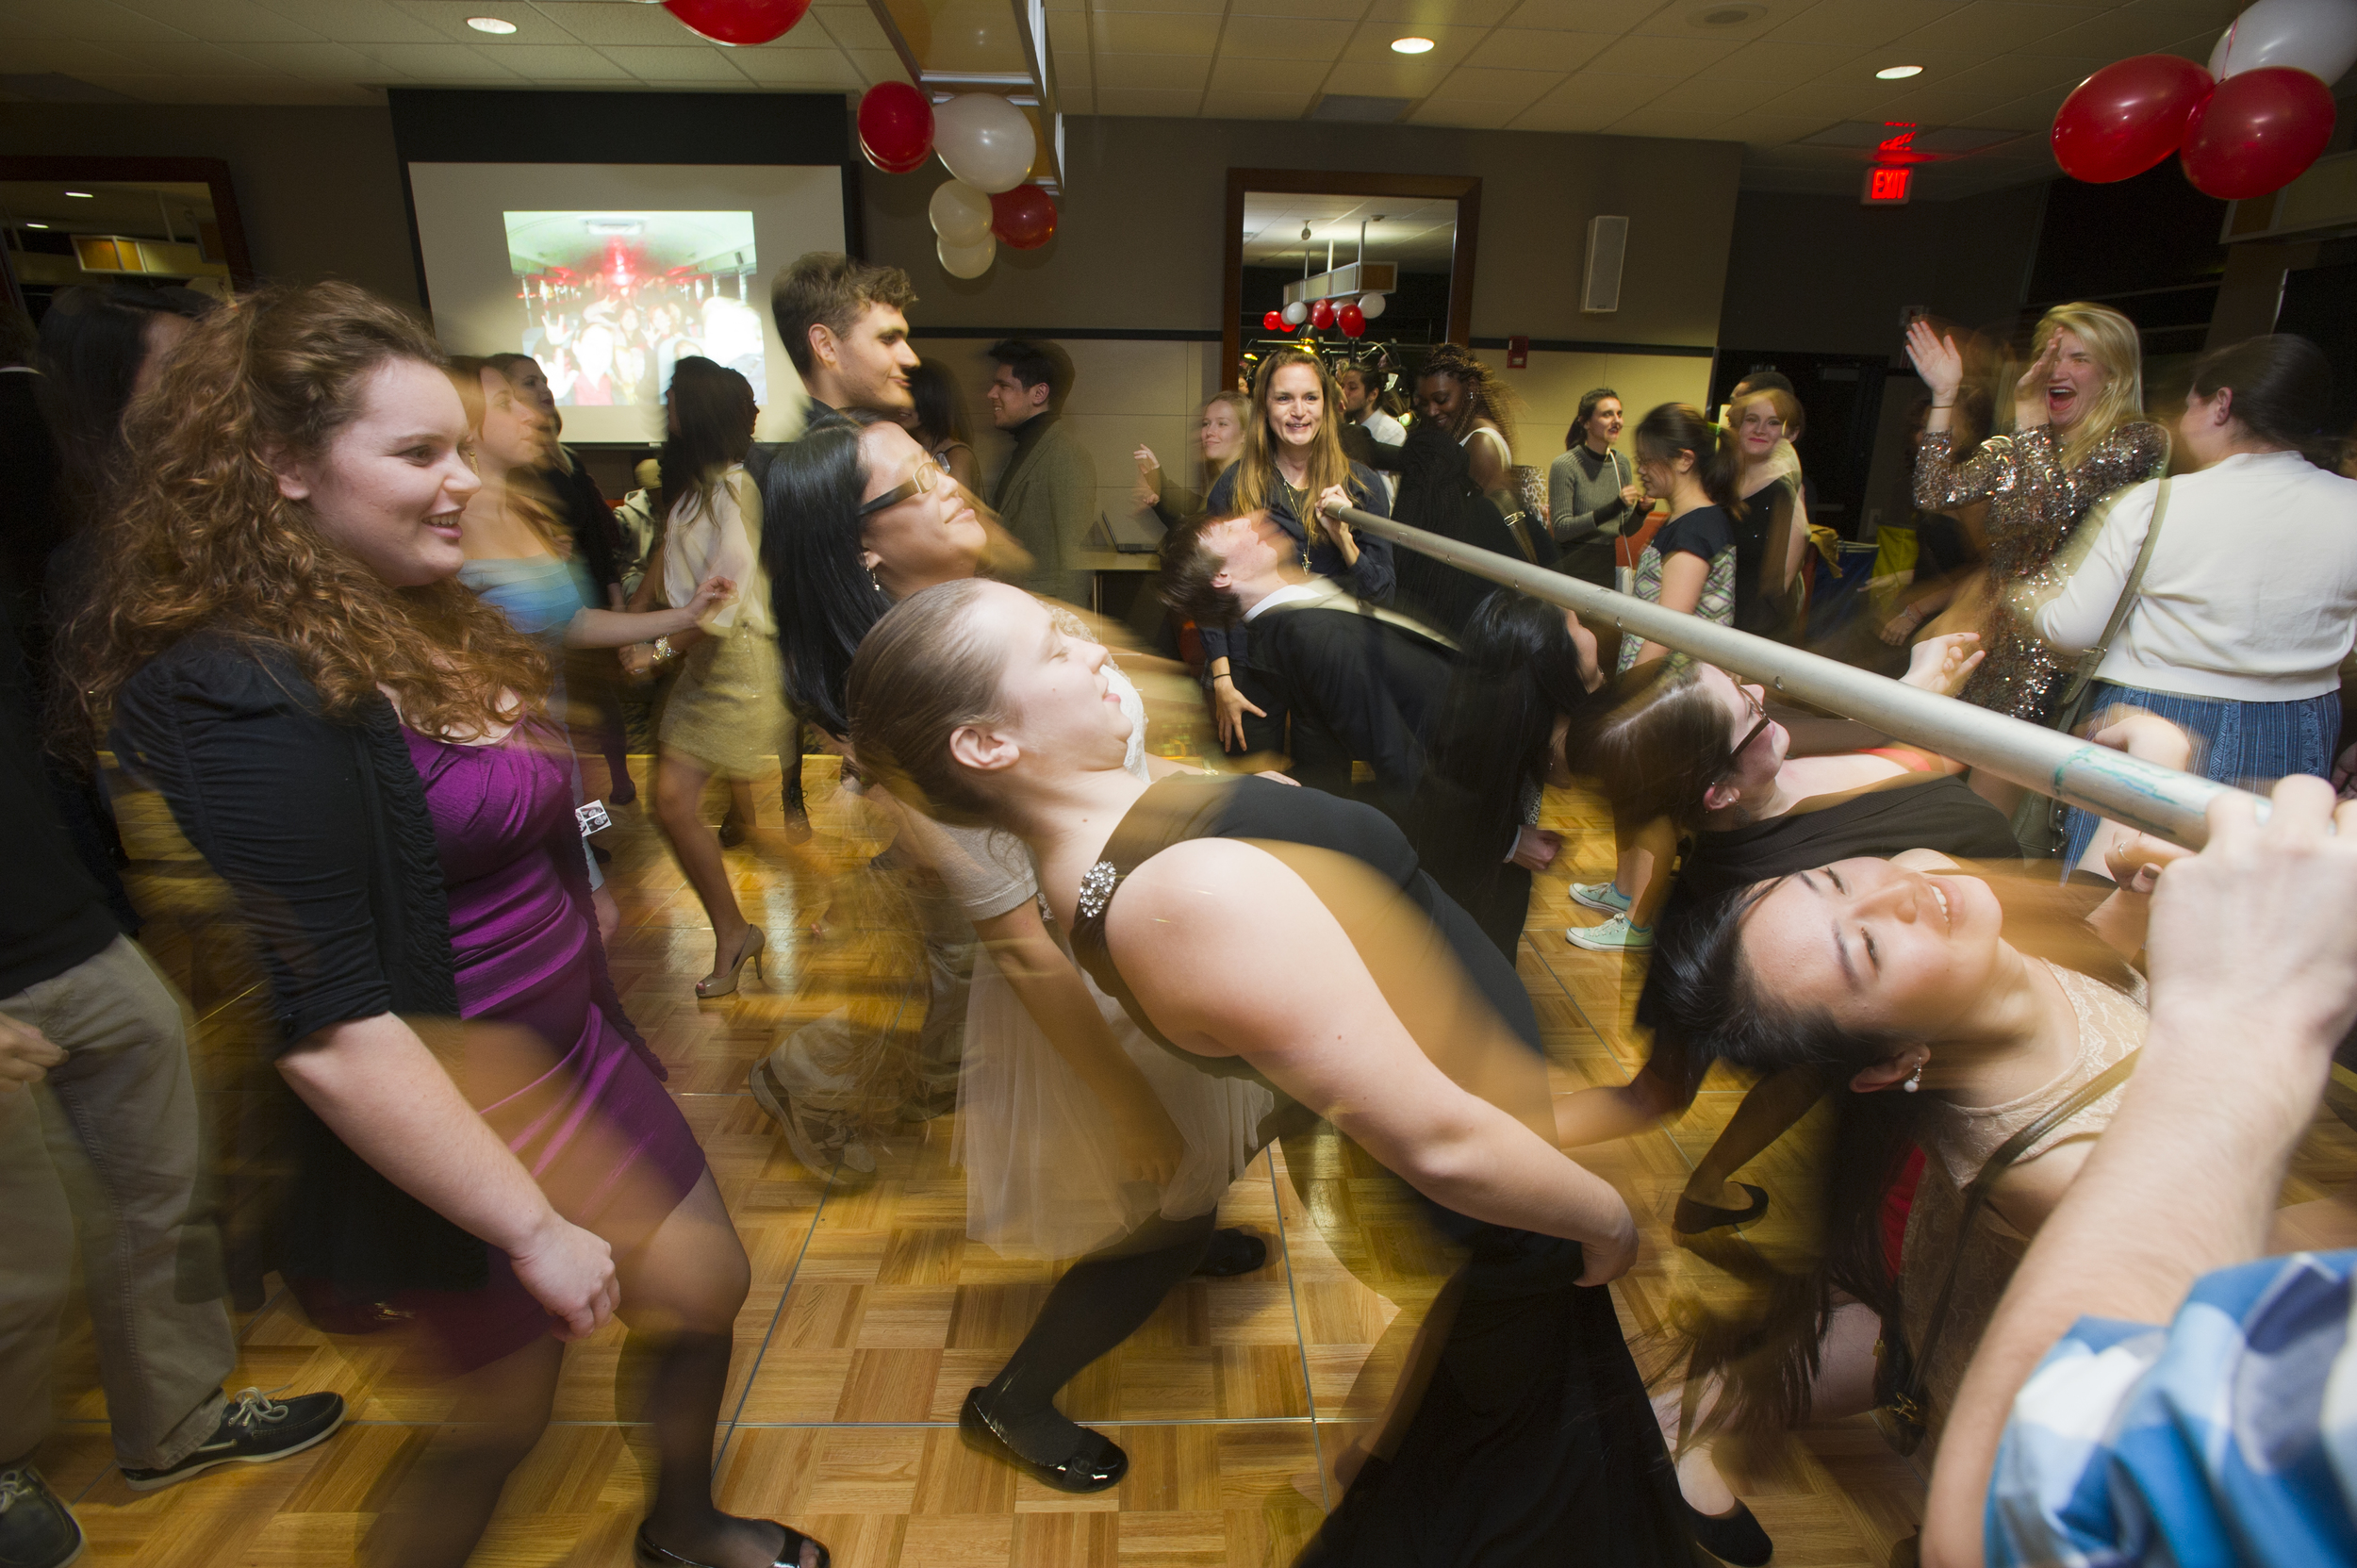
left=1902, top=1064, right=1924, bottom=1094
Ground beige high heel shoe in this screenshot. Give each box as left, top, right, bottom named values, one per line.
left=697, top=925, right=766, bottom=999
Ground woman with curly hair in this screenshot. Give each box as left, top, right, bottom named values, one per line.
left=66, top=283, right=826, bottom=1568
left=1415, top=342, right=1550, bottom=566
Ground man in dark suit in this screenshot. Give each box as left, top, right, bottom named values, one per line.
left=1161, top=510, right=1456, bottom=817
left=984, top=338, right=1096, bottom=604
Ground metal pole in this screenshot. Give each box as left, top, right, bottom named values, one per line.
left=1320, top=502, right=2263, bottom=850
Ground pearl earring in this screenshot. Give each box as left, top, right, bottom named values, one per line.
left=1903, top=1064, right=1924, bottom=1093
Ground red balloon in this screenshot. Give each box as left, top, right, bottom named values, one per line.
left=662, top=0, right=811, bottom=46
left=2181, top=66, right=2337, bottom=199
left=857, top=82, right=933, bottom=174
left=1338, top=304, right=1365, bottom=338
left=2051, top=54, right=2214, bottom=183
left=1262, top=310, right=1284, bottom=332
left=989, top=183, right=1058, bottom=250
left=1310, top=298, right=1335, bottom=329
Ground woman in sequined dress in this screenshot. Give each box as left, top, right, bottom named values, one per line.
left=1905, top=305, right=2167, bottom=741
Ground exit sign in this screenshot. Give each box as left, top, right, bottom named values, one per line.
left=1863, top=165, right=1913, bottom=205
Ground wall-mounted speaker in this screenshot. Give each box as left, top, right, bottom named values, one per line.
left=1582, top=214, right=1628, bottom=314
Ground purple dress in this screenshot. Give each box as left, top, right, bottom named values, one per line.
left=394, top=719, right=704, bottom=1367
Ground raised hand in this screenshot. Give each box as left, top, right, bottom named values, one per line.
left=1904, top=319, right=1966, bottom=403
left=2013, top=331, right=2064, bottom=430
left=1901, top=630, right=1984, bottom=695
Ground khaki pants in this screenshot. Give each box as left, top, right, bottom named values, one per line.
left=0, top=937, right=233, bottom=1468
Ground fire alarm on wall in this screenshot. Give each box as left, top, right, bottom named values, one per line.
left=1507, top=336, right=1529, bottom=369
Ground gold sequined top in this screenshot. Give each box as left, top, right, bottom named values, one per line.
left=1914, top=421, right=2168, bottom=721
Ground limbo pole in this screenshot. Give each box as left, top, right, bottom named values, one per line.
left=1322, top=502, right=2262, bottom=850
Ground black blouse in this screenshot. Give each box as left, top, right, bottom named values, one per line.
left=108, top=632, right=641, bottom=1296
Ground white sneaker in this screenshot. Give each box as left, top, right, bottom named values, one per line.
left=1566, top=914, right=1654, bottom=951
left=1570, top=881, right=1633, bottom=916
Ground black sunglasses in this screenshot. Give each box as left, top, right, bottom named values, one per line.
left=858, top=460, right=937, bottom=517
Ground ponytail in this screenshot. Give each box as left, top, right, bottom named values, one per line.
left=2190, top=333, right=2342, bottom=470
left=1634, top=403, right=1744, bottom=520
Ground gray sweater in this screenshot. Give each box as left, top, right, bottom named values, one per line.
left=1547, top=443, right=1635, bottom=546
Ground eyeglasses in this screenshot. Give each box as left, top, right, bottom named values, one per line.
left=858, top=460, right=937, bottom=517
left=1720, top=685, right=1772, bottom=778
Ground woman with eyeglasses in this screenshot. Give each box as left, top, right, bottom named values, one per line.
left=762, top=413, right=1277, bottom=1490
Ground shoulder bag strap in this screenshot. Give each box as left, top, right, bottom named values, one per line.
left=1895, top=1043, right=2140, bottom=1420
left=2057, top=477, right=2171, bottom=713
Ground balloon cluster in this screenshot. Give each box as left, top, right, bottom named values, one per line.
left=660, top=0, right=811, bottom=45
left=1260, top=291, right=1388, bottom=339
left=2052, top=0, right=2355, bottom=200
left=857, top=83, right=1060, bottom=281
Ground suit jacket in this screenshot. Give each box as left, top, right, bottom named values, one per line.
left=992, top=414, right=1097, bottom=603
left=1241, top=578, right=1457, bottom=817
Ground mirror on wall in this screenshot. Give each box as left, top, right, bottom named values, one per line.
left=0, top=157, right=251, bottom=322
left=1221, top=170, right=1478, bottom=395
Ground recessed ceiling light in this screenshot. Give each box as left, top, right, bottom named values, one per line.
left=25, top=222, right=48, bottom=229
left=1876, top=64, right=1923, bottom=79
left=64, top=190, right=92, bottom=198
left=467, top=16, right=518, bottom=34
left=1390, top=36, right=1434, bottom=55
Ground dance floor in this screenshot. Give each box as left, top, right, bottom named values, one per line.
left=50, top=754, right=2357, bottom=1566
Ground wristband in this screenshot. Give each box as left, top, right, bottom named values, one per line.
left=1211, top=673, right=1233, bottom=687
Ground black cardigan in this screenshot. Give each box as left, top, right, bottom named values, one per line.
left=110, top=631, right=651, bottom=1296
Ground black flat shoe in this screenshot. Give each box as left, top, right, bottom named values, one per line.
left=1673, top=1182, right=1770, bottom=1236
left=958, top=1389, right=1127, bottom=1494
left=1685, top=1497, right=1772, bottom=1566
left=634, top=1521, right=829, bottom=1568
left=1191, top=1227, right=1268, bottom=1278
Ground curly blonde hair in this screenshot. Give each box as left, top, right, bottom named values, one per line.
left=60, top=281, right=549, bottom=747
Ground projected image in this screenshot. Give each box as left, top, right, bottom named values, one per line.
left=504, top=210, right=765, bottom=409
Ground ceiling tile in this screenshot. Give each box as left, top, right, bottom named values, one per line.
left=480, top=42, right=633, bottom=78
left=1336, top=20, right=1489, bottom=67
left=1512, top=69, right=1678, bottom=131
left=1093, top=11, right=1222, bottom=55
left=1091, top=0, right=1226, bottom=13
left=354, top=41, right=527, bottom=78
left=247, top=0, right=445, bottom=44
left=519, top=2, right=695, bottom=46
left=1092, top=85, right=1204, bottom=114
left=1210, top=55, right=1318, bottom=92
left=1319, top=58, right=1453, bottom=95
left=1045, top=10, right=1087, bottom=53
left=1462, top=27, right=1609, bottom=72
left=1365, top=0, right=1523, bottom=25
left=1690, top=39, right=1872, bottom=82
left=847, top=48, right=910, bottom=83
left=1896, top=1, right=2105, bottom=55
left=1096, top=52, right=1211, bottom=91
left=1428, top=65, right=1559, bottom=111
left=1642, top=74, right=1785, bottom=118
left=1755, top=76, right=1905, bottom=121
left=81, top=73, right=377, bottom=103
left=730, top=49, right=864, bottom=87
left=1, top=40, right=143, bottom=74
left=1229, top=0, right=1365, bottom=17
left=109, top=0, right=320, bottom=42
left=1200, top=87, right=1314, bottom=118
left=387, top=1, right=548, bottom=43
left=1580, top=32, right=1739, bottom=77
left=1708, top=110, right=1841, bottom=147
left=1607, top=104, right=1734, bottom=138
left=1499, top=0, right=1634, bottom=31
left=1931, top=51, right=2088, bottom=97
left=811, top=5, right=891, bottom=51
left=224, top=39, right=404, bottom=77
left=0, top=0, right=193, bottom=45
left=1409, top=95, right=1528, bottom=128
left=85, top=35, right=292, bottom=74
left=2019, top=5, right=2204, bottom=58
left=595, top=43, right=751, bottom=82
left=1218, top=14, right=1357, bottom=59
left=1765, top=0, right=1967, bottom=50
left=1871, top=85, right=2027, bottom=122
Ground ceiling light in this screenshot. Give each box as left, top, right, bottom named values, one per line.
left=25, top=223, right=48, bottom=229
left=467, top=16, right=518, bottom=34
left=63, top=190, right=92, bottom=198
left=1390, top=37, right=1434, bottom=55
left=1876, top=65, right=1923, bottom=79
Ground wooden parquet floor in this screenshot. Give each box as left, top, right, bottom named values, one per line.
left=41, top=753, right=2356, bottom=1567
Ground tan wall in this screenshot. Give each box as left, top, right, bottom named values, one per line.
left=0, top=102, right=422, bottom=306
left=1475, top=346, right=1715, bottom=469
left=865, top=114, right=1744, bottom=347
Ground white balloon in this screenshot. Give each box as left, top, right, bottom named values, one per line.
left=932, top=94, right=1036, bottom=194
left=1358, top=291, right=1388, bottom=320
left=928, top=179, right=994, bottom=245
left=938, top=233, right=996, bottom=279
left=1281, top=300, right=1309, bottom=325
left=2211, top=0, right=2357, bottom=85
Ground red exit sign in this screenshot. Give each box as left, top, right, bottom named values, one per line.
left=1863, top=165, right=1913, bottom=205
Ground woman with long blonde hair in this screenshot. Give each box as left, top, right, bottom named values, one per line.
left=68, top=283, right=826, bottom=1568
left=1905, top=303, right=2167, bottom=742
left=1197, top=349, right=1392, bottom=755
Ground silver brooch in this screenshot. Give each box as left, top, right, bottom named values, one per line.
left=1077, top=860, right=1118, bottom=922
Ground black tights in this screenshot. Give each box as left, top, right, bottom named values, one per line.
left=983, top=1209, right=1219, bottom=1416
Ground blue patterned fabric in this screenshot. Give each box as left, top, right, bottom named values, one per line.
left=1986, top=1249, right=2357, bottom=1567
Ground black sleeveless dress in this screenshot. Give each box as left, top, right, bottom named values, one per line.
left=1070, top=775, right=1700, bottom=1568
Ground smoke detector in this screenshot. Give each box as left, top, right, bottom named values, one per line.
left=1687, top=2, right=1768, bottom=26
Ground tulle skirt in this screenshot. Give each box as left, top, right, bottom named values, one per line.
left=950, top=944, right=1275, bottom=1261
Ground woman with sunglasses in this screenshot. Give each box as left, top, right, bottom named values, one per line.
left=763, top=414, right=1276, bottom=1488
